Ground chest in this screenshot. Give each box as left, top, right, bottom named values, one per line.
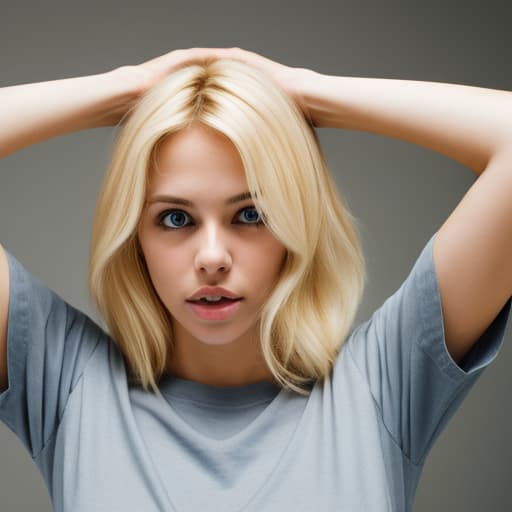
left=46, top=356, right=405, bottom=512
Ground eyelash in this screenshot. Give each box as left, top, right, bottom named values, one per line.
left=156, top=206, right=265, bottom=231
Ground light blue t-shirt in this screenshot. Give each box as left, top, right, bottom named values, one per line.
left=0, top=232, right=510, bottom=511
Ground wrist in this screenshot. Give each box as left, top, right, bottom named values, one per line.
left=108, top=65, right=153, bottom=98
left=293, top=69, right=335, bottom=128
left=92, top=66, right=147, bottom=126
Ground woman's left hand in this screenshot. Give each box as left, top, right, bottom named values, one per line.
left=129, top=46, right=316, bottom=126
left=205, top=47, right=315, bottom=124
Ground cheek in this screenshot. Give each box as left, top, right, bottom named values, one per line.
left=245, top=240, right=286, bottom=286
left=143, top=247, right=187, bottom=298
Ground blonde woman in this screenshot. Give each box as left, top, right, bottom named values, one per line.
left=0, top=47, right=511, bottom=511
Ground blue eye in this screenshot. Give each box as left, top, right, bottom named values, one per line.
left=157, top=206, right=264, bottom=231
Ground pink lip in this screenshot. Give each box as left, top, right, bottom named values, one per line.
left=188, top=298, right=243, bottom=321
left=188, top=286, right=242, bottom=301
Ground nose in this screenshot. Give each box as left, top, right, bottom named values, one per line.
left=194, top=223, right=232, bottom=275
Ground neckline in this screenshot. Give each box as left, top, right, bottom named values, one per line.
left=157, top=373, right=282, bottom=407
left=149, top=373, right=291, bottom=451
left=127, top=366, right=315, bottom=512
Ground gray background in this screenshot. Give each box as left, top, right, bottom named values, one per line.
left=1, top=0, right=511, bottom=510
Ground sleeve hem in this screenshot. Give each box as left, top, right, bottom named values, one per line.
left=417, top=232, right=510, bottom=383
left=0, top=250, right=31, bottom=421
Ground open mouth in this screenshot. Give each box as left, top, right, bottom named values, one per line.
left=189, top=297, right=242, bottom=305
left=187, top=298, right=243, bottom=321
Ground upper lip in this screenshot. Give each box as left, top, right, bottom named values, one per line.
left=187, top=286, right=243, bottom=301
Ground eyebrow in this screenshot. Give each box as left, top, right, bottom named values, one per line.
left=147, top=191, right=255, bottom=206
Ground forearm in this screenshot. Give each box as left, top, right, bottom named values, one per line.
left=302, top=71, right=512, bottom=175
left=0, top=66, right=143, bottom=159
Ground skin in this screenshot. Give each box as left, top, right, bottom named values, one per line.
left=137, top=122, right=287, bottom=387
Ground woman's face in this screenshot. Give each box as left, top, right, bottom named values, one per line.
left=137, top=123, right=287, bottom=353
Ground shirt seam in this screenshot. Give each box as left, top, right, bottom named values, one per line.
left=346, top=337, right=423, bottom=469
left=32, top=331, right=103, bottom=460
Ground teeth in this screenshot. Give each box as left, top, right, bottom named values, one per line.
left=202, top=296, right=223, bottom=302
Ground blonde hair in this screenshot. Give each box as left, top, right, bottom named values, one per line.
left=88, top=58, right=367, bottom=397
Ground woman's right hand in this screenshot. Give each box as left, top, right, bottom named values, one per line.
left=118, top=46, right=315, bottom=125
left=119, top=47, right=235, bottom=97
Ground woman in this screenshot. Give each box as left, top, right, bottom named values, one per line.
left=0, top=47, right=510, bottom=511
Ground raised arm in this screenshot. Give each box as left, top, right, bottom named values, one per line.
left=0, top=68, right=144, bottom=159
left=0, top=46, right=264, bottom=391
left=0, top=46, right=251, bottom=159
left=210, top=44, right=512, bottom=364
left=0, top=65, right=147, bottom=390
left=299, top=72, right=512, bottom=175
left=298, top=70, right=512, bottom=364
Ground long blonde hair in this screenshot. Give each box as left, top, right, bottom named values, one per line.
left=88, top=58, right=367, bottom=397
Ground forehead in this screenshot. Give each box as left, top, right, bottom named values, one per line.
left=148, top=124, right=247, bottom=191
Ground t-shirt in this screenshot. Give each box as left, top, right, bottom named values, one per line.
left=0, top=231, right=510, bottom=512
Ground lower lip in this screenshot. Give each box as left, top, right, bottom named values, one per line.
left=187, top=299, right=243, bottom=321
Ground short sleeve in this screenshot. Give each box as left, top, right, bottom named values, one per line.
left=0, top=249, right=107, bottom=459
left=347, top=231, right=512, bottom=466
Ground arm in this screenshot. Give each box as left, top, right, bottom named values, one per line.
left=0, top=46, right=268, bottom=160
left=301, top=72, right=512, bottom=175
left=0, top=67, right=144, bottom=159
left=0, top=67, right=145, bottom=390
left=301, top=71, right=512, bottom=364
left=0, top=46, right=258, bottom=390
